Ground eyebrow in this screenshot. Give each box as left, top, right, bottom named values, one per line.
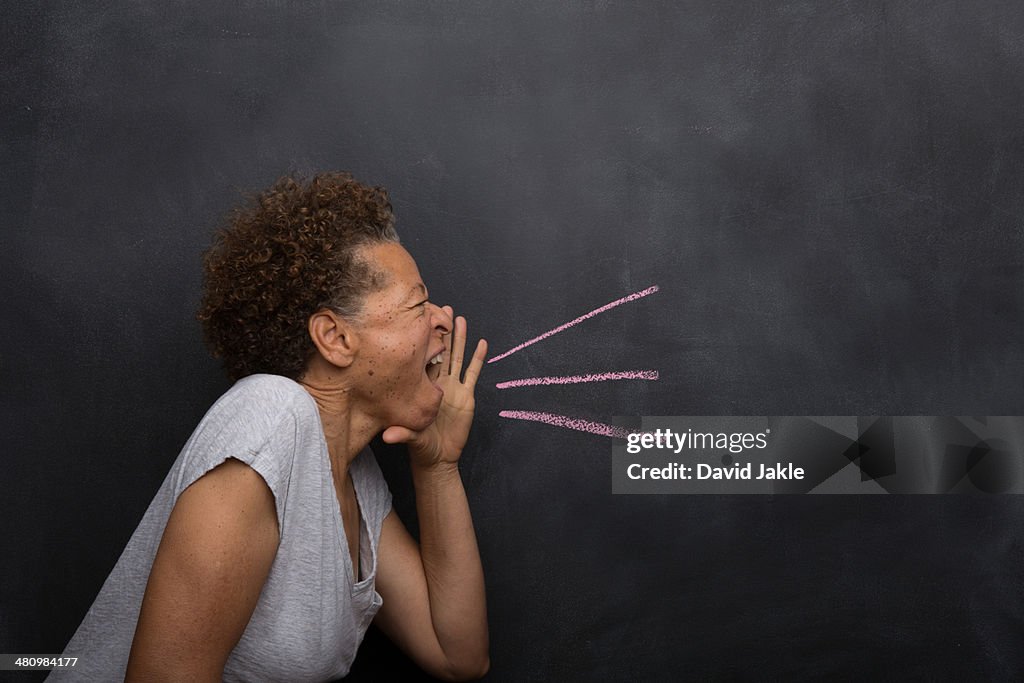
left=403, top=283, right=428, bottom=304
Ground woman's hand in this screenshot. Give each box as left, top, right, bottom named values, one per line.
left=382, top=307, right=487, bottom=470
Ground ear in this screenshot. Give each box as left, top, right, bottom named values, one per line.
left=307, top=308, right=359, bottom=368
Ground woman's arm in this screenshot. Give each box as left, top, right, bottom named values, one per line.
left=373, top=311, right=490, bottom=680
left=125, top=458, right=279, bottom=682
left=373, top=468, right=489, bottom=681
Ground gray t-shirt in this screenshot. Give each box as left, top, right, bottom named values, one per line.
left=49, top=374, right=393, bottom=682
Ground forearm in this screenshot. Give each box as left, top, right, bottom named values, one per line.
left=411, top=461, right=489, bottom=670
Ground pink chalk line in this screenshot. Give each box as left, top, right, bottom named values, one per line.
left=498, top=410, right=632, bottom=439
left=487, top=285, right=660, bottom=364
left=496, top=370, right=659, bottom=389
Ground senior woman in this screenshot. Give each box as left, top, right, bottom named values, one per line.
left=51, top=173, right=490, bottom=681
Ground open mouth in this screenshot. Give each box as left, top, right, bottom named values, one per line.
left=426, top=351, right=444, bottom=384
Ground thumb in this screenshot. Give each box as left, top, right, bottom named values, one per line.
left=382, top=425, right=418, bottom=444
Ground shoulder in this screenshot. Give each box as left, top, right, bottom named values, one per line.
left=197, top=375, right=316, bottom=441
left=174, top=375, right=318, bottom=499
left=219, top=374, right=313, bottom=416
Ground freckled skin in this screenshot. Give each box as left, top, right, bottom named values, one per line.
left=347, top=243, right=452, bottom=431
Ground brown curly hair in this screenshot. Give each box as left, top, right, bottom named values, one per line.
left=198, top=172, right=399, bottom=381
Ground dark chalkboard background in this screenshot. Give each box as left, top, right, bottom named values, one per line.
left=4, top=1, right=1024, bottom=680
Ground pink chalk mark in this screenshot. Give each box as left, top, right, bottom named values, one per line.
left=487, top=285, right=660, bottom=363
left=499, top=410, right=632, bottom=439
left=496, top=369, right=659, bottom=389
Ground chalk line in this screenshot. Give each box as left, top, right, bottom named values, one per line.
left=487, top=285, right=659, bottom=364
left=496, top=370, right=659, bottom=389
left=499, top=410, right=631, bottom=438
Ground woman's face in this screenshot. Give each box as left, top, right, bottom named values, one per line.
left=351, top=242, right=452, bottom=431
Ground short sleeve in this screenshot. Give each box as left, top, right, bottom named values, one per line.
left=170, top=374, right=316, bottom=529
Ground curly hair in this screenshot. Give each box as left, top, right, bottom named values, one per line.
left=198, top=172, right=399, bottom=381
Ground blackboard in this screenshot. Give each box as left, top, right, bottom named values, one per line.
left=4, top=1, right=1024, bottom=680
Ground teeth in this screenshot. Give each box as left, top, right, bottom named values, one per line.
left=429, top=353, right=444, bottom=365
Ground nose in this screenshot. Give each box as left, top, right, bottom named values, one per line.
left=430, top=303, right=452, bottom=334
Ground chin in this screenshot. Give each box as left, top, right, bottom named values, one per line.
left=421, top=403, right=442, bottom=428
left=399, top=402, right=441, bottom=433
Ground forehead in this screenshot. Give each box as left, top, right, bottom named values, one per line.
left=359, top=242, right=426, bottom=305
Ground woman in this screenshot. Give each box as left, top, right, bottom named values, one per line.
left=51, top=173, right=490, bottom=681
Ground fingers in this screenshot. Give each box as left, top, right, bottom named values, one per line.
left=381, top=425, right=416, bottom=445
left=438, top=306, right=485, bottom=386
left=461, top=338, right=488, bottom=389
left=449, top=316, right=468, bottom=376
left=440, top=305, right=454, bottom=364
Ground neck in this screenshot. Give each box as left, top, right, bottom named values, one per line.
left=298, top=362, right=381, bottom=475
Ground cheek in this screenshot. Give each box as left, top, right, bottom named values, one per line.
left=381, top=341, right=421, bottom=387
